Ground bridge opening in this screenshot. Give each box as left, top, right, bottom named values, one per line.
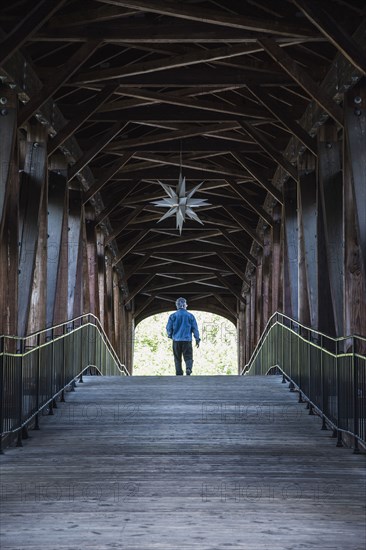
left=133, top=311, right=238, bottom=375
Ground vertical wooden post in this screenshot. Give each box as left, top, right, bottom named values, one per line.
left=262, top=226, right=271, bottom=327
left=271, top=205, right=282, bottom=314
left=245, top=291, right=251, bottom=363
left=0, top=87, right=18, bottom=336
left=47, top=155, right=68, bottom=328
left=344, top=78, right=366, bottom=280
left=113, top=270, right=121, bottom=352
left=67, top=189, right=82, bottom=320
left=105, top=250, right=114, bottom=342
left=318, top=122, right=343, bottom=336
left=85, top=214, right=100, bottom=317
left=343, top=142, right=366, bottom=339
left=283, top=180, right=298, bottom=319
left=53, top=182, right=69, bottom=327
left=96, top=228, right=106, bottom=328
left=249, top=274, right=256, bottom=352
left=255, top=252, right=263, bottom=343
left=18, top=122, right=48, bottom=335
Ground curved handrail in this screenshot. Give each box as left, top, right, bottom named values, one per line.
left=240, top=311, right=366, bottom=375
left=0, top=313, right=128, bottom=376
left=241, top=312, right=366, bottom=450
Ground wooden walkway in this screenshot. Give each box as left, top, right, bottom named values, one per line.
left=1, top=375, right=365, bottom=550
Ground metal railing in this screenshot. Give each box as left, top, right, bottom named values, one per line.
left=0, top=314, right=128, bottom=451
left=241, top=312, right=366, bottom=452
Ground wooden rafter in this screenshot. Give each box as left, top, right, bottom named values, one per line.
left=258, top=38, right=344, bottom=126
left=292, top=0, right=366, bottom=75
left=95, top=0, right=317, bottom=37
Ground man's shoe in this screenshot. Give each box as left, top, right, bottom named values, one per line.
left=186, top=370, right=192, bottom=376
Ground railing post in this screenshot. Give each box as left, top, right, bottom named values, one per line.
left=16, top=340, right=24, bottom=447
left=34, top=333, right=41, bottom=430
left=336, top=339, right=343, bottom=447
left=320, top=334, right=327, bottom=430
left=353, top=337, right=360, bottom=454
left=48, top=329, right=55, bottom=415
left=0, top=336, right=4, bottom=454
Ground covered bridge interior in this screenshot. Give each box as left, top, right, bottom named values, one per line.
left=1, top=0, right=366, bottom=372
left=1, top=2, right=366, bottom=549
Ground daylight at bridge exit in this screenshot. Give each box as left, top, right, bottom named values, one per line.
left=0, top=1, right=366, bottom=549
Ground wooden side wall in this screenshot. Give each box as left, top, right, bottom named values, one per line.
left=0, top=117, right=132, bottom=368
left=239, top=81, right=366, bottom=368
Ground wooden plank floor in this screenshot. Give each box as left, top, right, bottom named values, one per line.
left=1, top=374, right=365, bottom=550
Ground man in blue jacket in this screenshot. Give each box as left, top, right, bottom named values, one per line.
left=166, top=297, right=201, bottom=375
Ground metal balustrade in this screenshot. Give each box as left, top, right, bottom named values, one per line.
left=0, top=314, right=128, bottom=451
left=242, top=312, right=366, bottom=452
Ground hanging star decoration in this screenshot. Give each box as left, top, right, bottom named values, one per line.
left=152, top=171, right=210, bottom=234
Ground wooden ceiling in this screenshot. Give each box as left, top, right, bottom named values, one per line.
left=1, top=0, right=365, bottom=323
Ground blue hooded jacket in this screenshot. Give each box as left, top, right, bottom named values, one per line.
left=166, top=309, right=200, bottom=342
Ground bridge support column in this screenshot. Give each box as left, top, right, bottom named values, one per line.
left=18, top=122, right=48, bottom=335
left=318, top=121, right=342, bottom=336
left=47, top=156, right=68, bottom=328
left=343, top=81, right=366, bottom=342
left=0, top=86, right=18, bottom=336
left=283, top=180, right=298, bottom=319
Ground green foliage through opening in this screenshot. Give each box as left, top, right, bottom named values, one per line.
left=133, top=311, right=237, bottom=375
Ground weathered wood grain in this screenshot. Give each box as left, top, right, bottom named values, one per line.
left=1, top=375, right=365, bottom=549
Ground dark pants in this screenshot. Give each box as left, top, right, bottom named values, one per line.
left=173, top=340, right=193, bottom=375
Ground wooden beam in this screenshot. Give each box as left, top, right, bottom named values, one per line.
left=0, top=109, right=19, bottom=337
left=83, top=153, right=134, bottom=204
left=125, top=274, right=155, bottom=305
left=298, top=164, right=318, bottom=328
left=135, top=230, right=224, bottom=251
left=73, top=44, right=273, bottom=84
left=0, top=0, right=68, bottom=67
left=258, top=38, right=344, bottom=126
left=18, top=41, right=100, bottom=128
left=222, top=207, right=263, bottom=248
left=132, top=153, right=245, bottom=178
left=213, top=293, right=237, bottom=319
left=0, top=86, right=17, bottom=236
left=105, top=204, right=145, bottom=245
left=124, top=253, right=152, bottom=280
left=292, top=0, right=366, bottom=75
left=96, top=181, right=140, bottom=224
left=343, top=146, right=366, bottom=339
left=225, top=179, right=273, bottom=226
left=67, top=191, right=83, bottom=320
left=68, top=121, right=127, bottom=180
left=215, top=273, right=245, bottom=304
left=231, top=152, right=284, bottom=203
left=18, top=125, right=47, bottom=335
left=46, top=163, right=68, bottom=328
left=95, top=0, right=317, bottom=37
left=239, top=119, right=298, bottom=180
left=317, top=122, right=343, bottom=336
left=113, top=230, right=148, bottom=266
left=344, top=81, right=366, bottom=278
left=217, top=253, right=250, bottom=285
left=108, top=122, right=241, bottom=148
left=220, top=228, right=256, bottom=266
left=101, top=89, right=266, bottom=120
left=85, top=217, right=100, bottom=317
left=283, top=180, right=298, bottom=320
left=48, top=82, right=120, bottom=156
left=247, top=85, right=317, bottom=155
left=134, top=295, right=155, bottom=319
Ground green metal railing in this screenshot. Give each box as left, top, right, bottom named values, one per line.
left=241, top=312, right=366, bottom=451
left=0, top=314, right=128, bottom=451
